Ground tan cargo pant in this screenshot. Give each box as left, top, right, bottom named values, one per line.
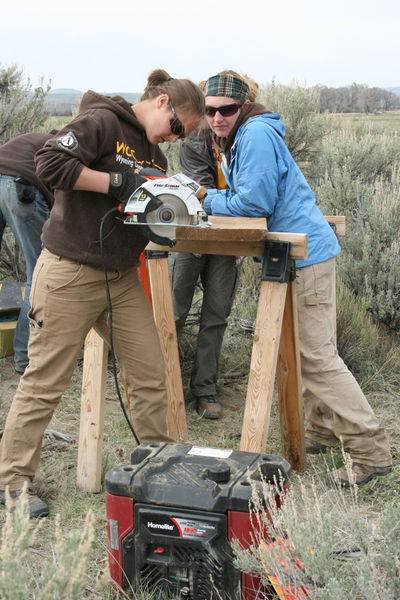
left=0, top=249, right=173, bottom=491
left=296, top=257, right=391, bottom=467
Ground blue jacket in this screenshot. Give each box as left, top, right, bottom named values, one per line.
left=203, top=113, right=340, bottom=268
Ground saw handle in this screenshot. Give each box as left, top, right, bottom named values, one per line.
left=115, top=168, right=167, bottom=213
left=108, top=171, right=147, bottom=204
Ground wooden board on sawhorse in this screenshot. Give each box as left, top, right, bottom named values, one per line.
left=77, top=215, right=344, bottom=492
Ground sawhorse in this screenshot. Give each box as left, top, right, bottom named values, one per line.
left=77, top=215, right=345, bottom=491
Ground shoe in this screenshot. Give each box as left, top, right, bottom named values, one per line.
left=328, top=463, right=392, bottom=488
left=196, top=396, right=222, bottom=420
left=0, top=487, right=49, bottom=518
left=305, top=439, right=336, bottom=455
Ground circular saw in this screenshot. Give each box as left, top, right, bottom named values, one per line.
left=123, top=173, right=209, bottom=246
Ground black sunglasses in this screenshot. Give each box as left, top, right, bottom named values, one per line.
left=169, top=101, right=185, bottom=139
left=205, top=103, right=242, bottom=118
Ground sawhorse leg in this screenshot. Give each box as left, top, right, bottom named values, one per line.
left=240, top=280, right=287, bottom=454
left=146, top=252, right=187, bottom=441
left=277, top=280, right=306, bottom=471
left=77, top=328, right=108, bottom=492
left=240, top=278, right=306, bottom=472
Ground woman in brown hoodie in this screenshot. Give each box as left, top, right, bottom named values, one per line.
left=0, top=69, right=204, bottom=518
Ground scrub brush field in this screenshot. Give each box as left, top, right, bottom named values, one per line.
left=0, top=108, right=400, bottom=598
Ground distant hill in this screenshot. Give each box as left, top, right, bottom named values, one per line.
left=385, top=87, right=400, bottom=96
left=45, top=89, right=140, bottom=115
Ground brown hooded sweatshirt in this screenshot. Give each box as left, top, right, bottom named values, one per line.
left=35, top=91, right=167, bottom=270
left=0, top=133, right=55, bottom=208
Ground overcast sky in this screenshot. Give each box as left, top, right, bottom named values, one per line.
left=1, top=0, right=398, bottom=94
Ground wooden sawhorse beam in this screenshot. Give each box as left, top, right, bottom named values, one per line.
left=77, top=215, right=344, bottom=491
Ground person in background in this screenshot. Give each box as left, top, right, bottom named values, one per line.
left=0, top=133, right=55, bottom=374
left=0, top=69, right=204, bottom=518
left=168, top=73, right=258, bottom=420
left=201, top=70, right=392, bottom=487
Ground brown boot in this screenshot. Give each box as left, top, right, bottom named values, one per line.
left=328, top=463, right=392, bottom=488
left=196, top=395, right=222, bottom=420
left=0, top=487, right=49, bottom=518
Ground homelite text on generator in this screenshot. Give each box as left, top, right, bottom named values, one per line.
left=105, top=442, right=291, bottom=599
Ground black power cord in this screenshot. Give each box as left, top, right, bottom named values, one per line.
left=99, top=206, right=140, bottom=445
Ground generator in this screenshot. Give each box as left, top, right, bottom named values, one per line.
left=105, top=442, right=291, bottom=599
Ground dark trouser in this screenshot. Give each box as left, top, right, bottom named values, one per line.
left=168, top=253, right=239, bottom=397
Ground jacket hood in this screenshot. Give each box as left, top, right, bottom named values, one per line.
left=213, top=102, right=283, bottom=163
left=79, top=90, right=139, bottom=127
left=252, top=112, right=286, bottom=138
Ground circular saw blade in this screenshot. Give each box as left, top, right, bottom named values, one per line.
left=145, top=193, right=191, bottom=240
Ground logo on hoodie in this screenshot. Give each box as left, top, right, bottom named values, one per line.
left=57, top=132, right=78, bottom=152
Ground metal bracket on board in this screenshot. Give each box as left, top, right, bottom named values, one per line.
left=261, top=241, right=296, bottom=283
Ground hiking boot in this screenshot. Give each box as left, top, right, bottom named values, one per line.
left=328, top=463, right=392, bottom=488
left=0, top=488, right=49, bottom=518
left=196, top=396, right=222, bottom=420
left=305, top=438, right=336, bottom=455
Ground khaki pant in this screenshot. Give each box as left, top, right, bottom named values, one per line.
left=0, top=249, right=172, bottom=491
left=296, top=257, right=391, bottom=467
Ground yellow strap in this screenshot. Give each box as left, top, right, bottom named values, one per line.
left=213, top=145, right=228, bottom=190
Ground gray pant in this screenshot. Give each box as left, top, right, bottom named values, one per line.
left=0, top=174, right=50, bottom=371
left=168, top=253, right=239, bottom=398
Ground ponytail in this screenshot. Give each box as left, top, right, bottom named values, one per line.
left=141, top=69, right=205, bottom=117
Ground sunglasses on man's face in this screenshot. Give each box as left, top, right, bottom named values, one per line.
left=169, top=101, right=185, bottom=139
left=205, top=103, right=242, bottom=118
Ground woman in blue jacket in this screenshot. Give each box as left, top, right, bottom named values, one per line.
left=202, top=71, right=392, bottom=487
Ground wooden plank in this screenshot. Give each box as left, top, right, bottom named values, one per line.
left=0, top=281, right=25, bottom=314
left=148, top=214, right=344, bottom=257
left=240, top=281, right=287, bottom=454
left=176, top=216, right=268, bottom=242
left=205, top=215, right=267, bottom=231
left=147, top=232, right=308, bottom=260
left=277, top=280, right=306, bottom=472
left=77, top=328, right=108, bottom=492
left=146, top=256, right=187, bottom=441
left=326, top=215, right=346, bottom=237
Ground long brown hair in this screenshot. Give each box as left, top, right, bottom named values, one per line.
left=141, top=69, right=205, bottom=117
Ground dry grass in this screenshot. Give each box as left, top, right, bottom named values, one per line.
left=0, top=108, right=399, bottom=597
left=0, top=304, right=399, bottom=597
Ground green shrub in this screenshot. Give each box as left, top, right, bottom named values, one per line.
left=233, top=465, right=400, bottom=600
left=0, top=63, right=50, bottom=144
left=0, top=487, right=102, bottom=599
left=313, top=126, right=400, bottom=215
left=258, top=81, right=332, bottom=171
left=313, top=124, right=400, bottom=335
left=335, top=277, right=400, bottom=391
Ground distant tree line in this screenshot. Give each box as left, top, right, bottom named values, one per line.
left=2, top=61, right=400, bottom=145
left=314, top=83, right=400, bottom=113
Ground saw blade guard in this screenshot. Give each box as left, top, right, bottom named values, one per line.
left=123, top=173, right=208, bottom=245
left=144, top=193, right=193, bottom=239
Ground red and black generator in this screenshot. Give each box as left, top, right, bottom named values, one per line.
left=105, top=442, right=291, bottom=599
